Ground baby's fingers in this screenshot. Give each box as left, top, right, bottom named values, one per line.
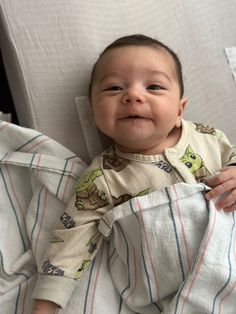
left=223, top=202, right=236, bottom=212
left=219, top=188, right=236, bottom=209
left=206, top=168, right=232, bottom=187
left=205, top=178, right=235, bottom=200
left=208, top=188, right=236, bottom=211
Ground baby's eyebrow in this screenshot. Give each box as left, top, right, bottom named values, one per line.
left=149, top=70, right=171, bottom=82
left=98, top=73, right=120, bottom=83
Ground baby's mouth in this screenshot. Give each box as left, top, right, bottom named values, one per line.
left=118, top=115, right=150, bottom=125
left=121, top=114, right=144, bottom=119
left=127, top=115, right=142, bottom=119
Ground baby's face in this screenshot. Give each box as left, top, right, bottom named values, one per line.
left=91, top=45, right=187, bottom=154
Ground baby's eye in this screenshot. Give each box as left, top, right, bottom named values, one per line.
left=105, top=85, right=123, bottom=91
left=147, top=84, right=163, bottom=91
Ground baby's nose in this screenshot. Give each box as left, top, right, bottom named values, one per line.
left=122, top=88, right=145, bottom=104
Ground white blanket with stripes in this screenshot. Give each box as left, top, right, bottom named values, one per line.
left=0, top=121, right=236, bottom=314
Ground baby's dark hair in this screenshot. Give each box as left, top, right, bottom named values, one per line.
left=89, top=34, right=184, bottom=98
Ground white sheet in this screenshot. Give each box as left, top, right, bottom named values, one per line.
left=225, top=47, right=236, bottom=84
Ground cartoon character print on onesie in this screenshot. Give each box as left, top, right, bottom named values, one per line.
left=60, top=212, right=76, bottom=229
left=74, top=168, right=109, bottom=211
left=102, top=146, right=150, bottom=206
left=102, top=145, right=130, bottom=171
left=42, top=259, right=65, bottom=276
left=75, top=259, right=91, bottom=279
left=153, top=160, right=173, bottom=174
left=180, top=145, right=211, bottom=183
left=194, top=122, right=216, bottom=135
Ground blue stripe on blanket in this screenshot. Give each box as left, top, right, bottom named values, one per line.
left=15, top=285, right=21, bottom=314
left=211, top=211, right=236, bottom=313
left=0, top=251, right=30, bottom=280
left=30, top=187, right=44, bottom=243
left=129, top=199, right=162, bottom=313
left=29, top=153, right=36, bottom=167
left=56, top=159, right=69, bottom=197
left=16, top=134, right=44, bottom=151
left=83, top=258, right=96, bottom=314
left=119, top=224, right=131, bottom=298
left=165, top=187, right=185, bottom=281
left=173, top=194, right=210, bottom=314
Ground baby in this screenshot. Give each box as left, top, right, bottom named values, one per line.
left=32, top=34, right=236, bottom=313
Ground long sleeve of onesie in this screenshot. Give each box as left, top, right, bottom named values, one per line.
left=32, top=156, right=114, bottom=308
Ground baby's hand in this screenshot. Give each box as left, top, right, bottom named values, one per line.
left=32, top=299, right=59, bottom=314
left=205, top=166, right=236, bottom=212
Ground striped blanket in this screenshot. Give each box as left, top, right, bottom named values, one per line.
left=99, top=184, right=236, bottom=314
left=0, top=121, right=86, bottom=313
left=0, top=121, right=236, bottom=314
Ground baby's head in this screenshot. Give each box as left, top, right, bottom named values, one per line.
left=89, top=34, right=187, bottom=154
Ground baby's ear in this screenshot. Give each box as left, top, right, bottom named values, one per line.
left=179, top=97, right=188, bottom=115
left=175, top=97, right=188, bottom=128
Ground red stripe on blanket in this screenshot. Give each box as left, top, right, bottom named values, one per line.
left=0, top=122, right=10, bottom=132
left=35, top=154, right=42, bottom=177
left=25, top=138, right=50, bottom=152
left=218, top=225, right=236, bottom=314
left=180, top=207, right=217, bottom=313
left=110, top=251, right=118, bottom=268
left=173, top=185, right=191, bottom=270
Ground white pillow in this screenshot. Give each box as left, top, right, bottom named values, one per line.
left=75, top=96, right=102, bottom=160
left=225, top=47, right=236, bottom=84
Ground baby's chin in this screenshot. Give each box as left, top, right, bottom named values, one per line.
left=114, top=129, right=182, bottom=155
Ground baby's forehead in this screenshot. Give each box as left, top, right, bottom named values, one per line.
left=93, top=45, right=177, bottom=78
left=99, top=45, right=173, bottom=63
